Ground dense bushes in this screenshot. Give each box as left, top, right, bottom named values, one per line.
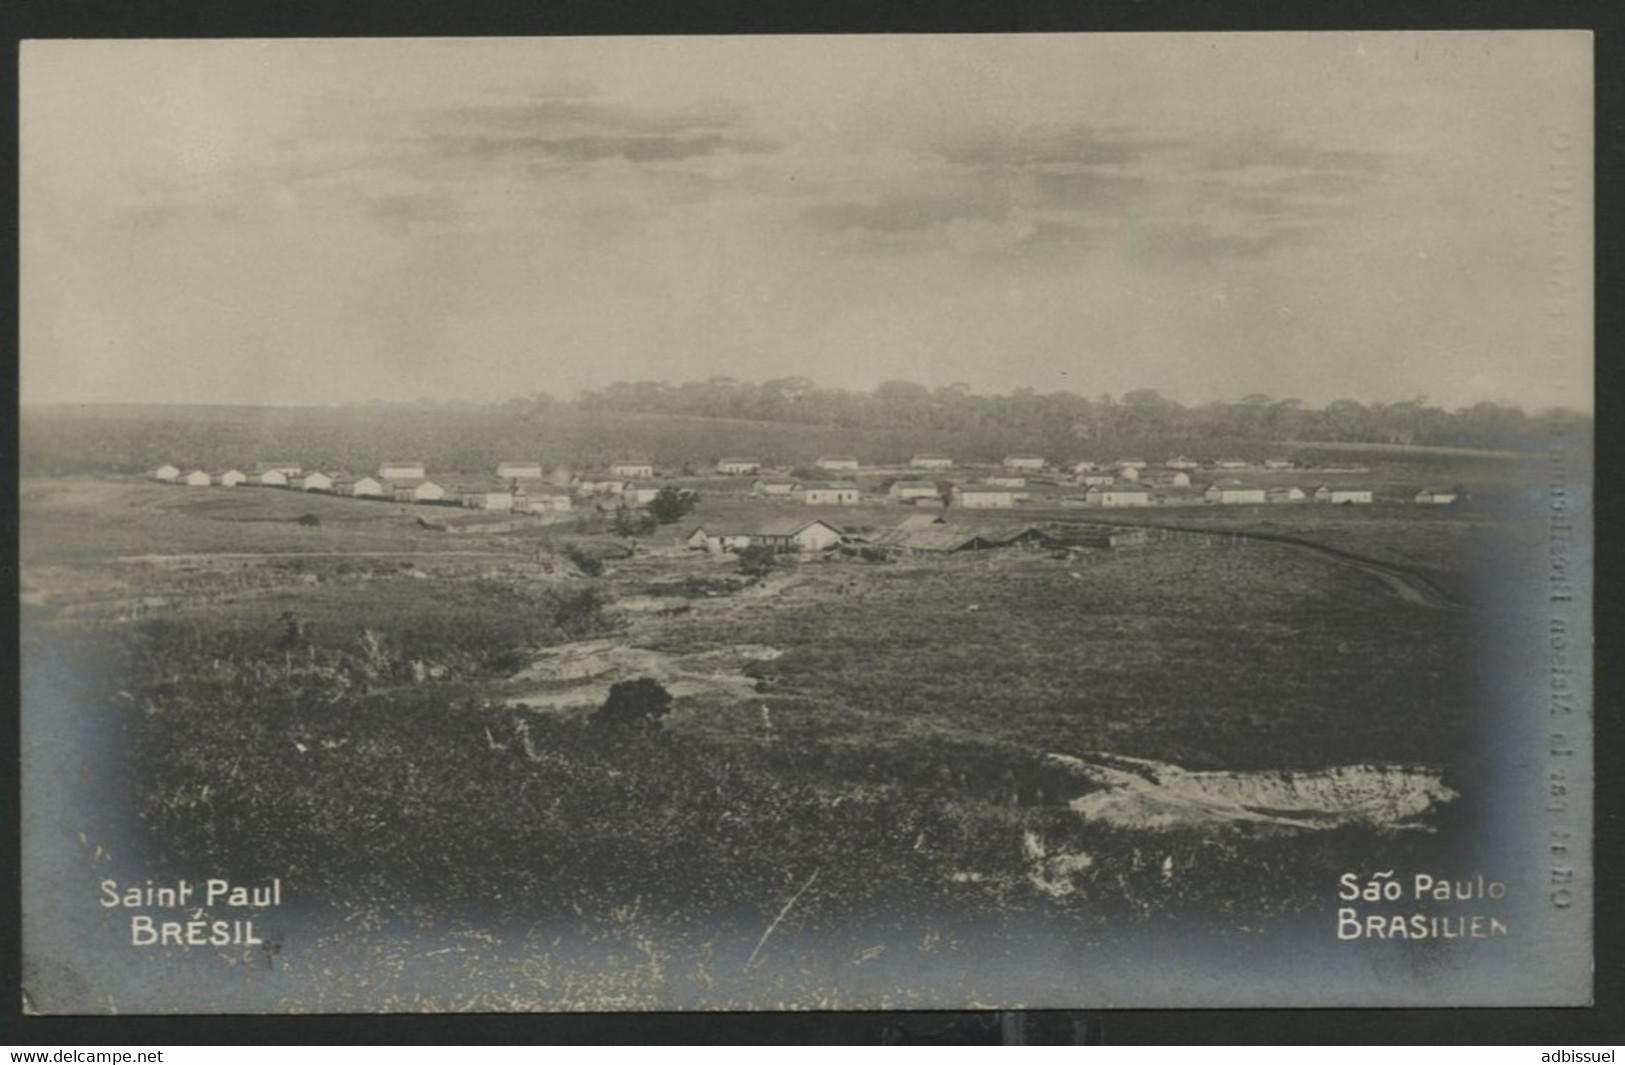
left=113, top=598, right=1434, bottom=928
left=592, top=678, right=673, bottom=731
left=737, top=544, right=777, bottom=577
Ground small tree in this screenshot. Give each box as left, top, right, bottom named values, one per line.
left=592, top=677, right=673, bottom=731
left=552, top=586, right=610, bottom=639
left=613, top=504, right=638, bottom=537
left=737, top=543, right=778, bottom=577
left=648, top=487, right=698, bottom=525
left=564, top=544, right=604, bottom=577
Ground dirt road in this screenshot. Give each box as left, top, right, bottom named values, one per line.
left=1054, top=518, right=1468, bottom=609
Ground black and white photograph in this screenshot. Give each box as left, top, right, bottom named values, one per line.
left=18, top=31, right=1594, bottom=1013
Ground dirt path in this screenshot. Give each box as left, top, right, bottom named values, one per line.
left=1054, top=518, right=1467, bottom=609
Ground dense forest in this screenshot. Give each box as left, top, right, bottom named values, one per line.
left=540, top=378, right=1582, bottom=452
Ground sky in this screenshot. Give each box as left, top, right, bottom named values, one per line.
left=20, top=33, right=1593, bottom=411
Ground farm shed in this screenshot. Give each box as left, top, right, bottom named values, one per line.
left=874, top=522, right=1056, bottom=555
left=1003, top=454, right=1046, bottom=470
left=1074, top=527, right=1151, bottom=549
left=910, top=454, right=954, bottom=469
left=686, top=518, right=841, bottom=554
left=610, top=461, right=655, bottom=479
left=1314, top=486, right=1373, bottom=505
left=1204, top=483, right=1267, bottom=505
left=716, top=458, right=761, bottom=475
left=1078, top=474, right=1115, bottom=487
left=345, top=476, right=386, bottom=498
left=1266, top=486, right=1307, bottom=503
left=985, top=474, right=1027, bottom=488
left=753, top=518, right=845, bottom=554
left=1070, top=460, right=1099, bottom=473
left=460, top=485, right=516, bottom=510
left=951, top=486, right=1016, bottom=509
left=1215, top=459, right=1251, bottom=470
left=686, top=527, right=756, bottom=554
left=252, top=469, right=289, bottom=487
left=752, top=477, right=797, bottom=498
left=1115, top=458, right=1148, bottom=470
left=1264, top=458, right=1294, bottom=470
left=1084, top=486, right=1151, bottom=507
left=294, top=471, right=334, bottom=492
left=799, top=482, right=861, bottom=505
left=514, top=491, right=573, bottom=514
left=1146, top=470, right=1191, bottom=488
left=1414, top=488, right=1459, bottom=505
left=1165, top=456, right=1200, bottom=470
left=151, top=464, right=181, bottom=482
left=1116, top=467, right=1142, bottom=483
left=218, top=469, right=247, bottom=487
left=180, top=469, right=212, bottom=487
left=623, top=482, right=663, bottom=506
left=391, top=479, right=446, bottom=503
left=496, top=462, right=544, bottom=480
left=575, top=474, right=628, bottom=496
left=815, top=455, right=861, bottom=471
left=888, top=480, right=943, bottom=502
left=379, top=461, right=426, bottom=481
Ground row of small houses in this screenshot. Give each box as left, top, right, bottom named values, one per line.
left=151, top=459, right=1461, bottom=511
left=722, top=455, right=1300, bottom=474
left=683, top=513, right=1062, bottom=558
left=149, top=462, right=577, bottom=514
left=752, top=476, right=1454, bottom=508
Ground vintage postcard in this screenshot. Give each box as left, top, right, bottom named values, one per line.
left=19, top=32, right=1593, bottom=1012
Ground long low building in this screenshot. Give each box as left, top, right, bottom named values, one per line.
left=1204, top=483, right=1267, bottom=505
left=799, top=482, right=860, bottom=505
left=1084, top=486, right=1151, bottom=507
left=952, top=485, right=1016, bottom=509
left=333, top=475, right=386, bottom=497
left=889, top=480, right=943, bottom=502
left=753, top=477, right=797, bottom=499
left=515, top=491, right=573, bottom=514
left=390, top=479, right=446, bottom=503
left=686, top=518, right=844, bottom=555
left=379, top=461, right=427, bottom=481
left=865, top=522, right=1059, bottom=554
left=459, top=484, right=516, bottom=510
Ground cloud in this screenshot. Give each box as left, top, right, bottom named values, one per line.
left=424, top=130, right=779, bottom=166
left=1031, top=169, right=1152, bottom=212
left=1134, top=221, right=1318, bottom=262
left=1192, top=133, right=1387, bottom=175
left=439, top=97, right=741, bottom=138
left=937, top=126, right=1185, bottom=169
left=793, top=121, right=1386, bottom=264
left=803, top=192, right=1011, bottom=236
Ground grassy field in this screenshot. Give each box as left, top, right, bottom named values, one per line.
left=22, top=464, right=1499, bottom=1009
left=626, top=539, right=1471, bottom=771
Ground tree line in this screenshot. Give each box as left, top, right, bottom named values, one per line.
left=556, top=378, right=1584, bottom=451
